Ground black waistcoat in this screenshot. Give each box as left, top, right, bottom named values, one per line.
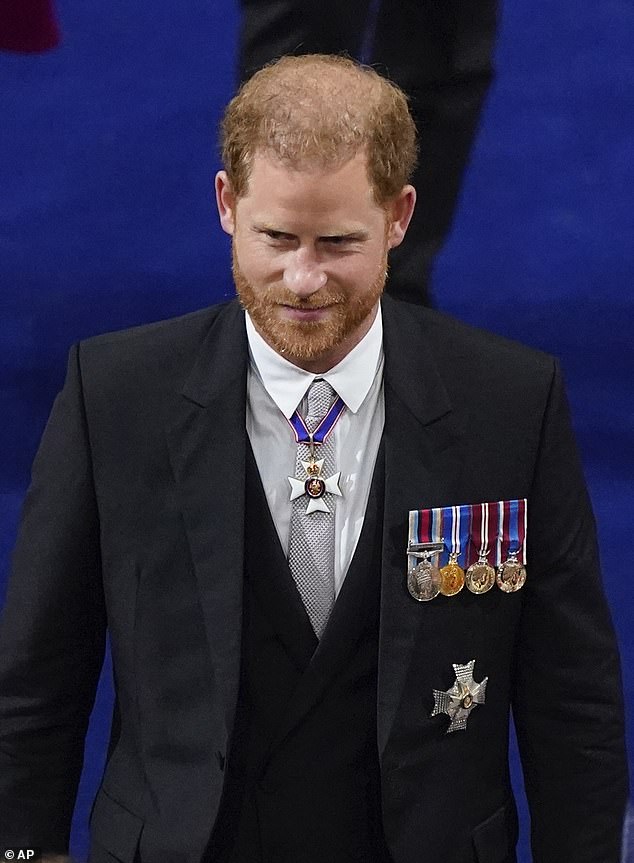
left=208, top=442, right=390, bottom=863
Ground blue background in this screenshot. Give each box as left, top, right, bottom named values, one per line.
left=1, top=0, right=632, bottom=858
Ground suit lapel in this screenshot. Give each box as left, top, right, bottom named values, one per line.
left=166, top=300, right=247, bottom=739
left=377, top=296, right=467, bottom=755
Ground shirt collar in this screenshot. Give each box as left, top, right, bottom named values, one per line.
left=246, top=304, right=383, bottom=418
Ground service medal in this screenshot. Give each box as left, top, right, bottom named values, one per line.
left=407, top=556, right=442, bottom=602
left=496, top=552, right=527, bottom=593
left=466, top=502, right=496, bottom=593
left=440, top=552, right=465, bottom=596
left=406, top=508, right=444, bottom=602
left=496, top=499, right=527, bottom=592
left=465, top=558, right=496, bottom=594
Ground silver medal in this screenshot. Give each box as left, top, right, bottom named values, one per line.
left=431, top=659, right=488, bottom=733
left=407, top=555, right=442, bottom=602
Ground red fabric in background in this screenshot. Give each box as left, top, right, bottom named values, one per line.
left=0, top=0, right=60, bottom=52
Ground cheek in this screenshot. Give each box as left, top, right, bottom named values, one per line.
left=327, top=241, right=388, bottom=284
left=343, top=247, right=388, bottom=285
left=235, top=241, right=281, bottom=283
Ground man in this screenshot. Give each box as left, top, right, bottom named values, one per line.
left=238, top=0, right=499, bottom=306
left=0, top=55, right=627, bottom=862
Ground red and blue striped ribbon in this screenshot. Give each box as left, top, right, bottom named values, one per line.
left=409, top=499, right=527, bottom=567
left=412, top=504, right=470, bottom=566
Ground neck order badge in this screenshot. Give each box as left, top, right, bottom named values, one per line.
left=286, top=383, right=346, bottom=514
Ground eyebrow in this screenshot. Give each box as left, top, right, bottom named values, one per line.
left=252, top=224, right=370, bottom=242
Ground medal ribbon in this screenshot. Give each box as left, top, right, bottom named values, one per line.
left=408, top=507, right=440, bottom=561
left=411, top=498, right=527, bottom=566
left=469, top=502, right=490, bottom=567
left=410, top=506, right=431, bottom=546
left=431, top=506, right=444, bottom=563
left=407, top=507, right=438, bottom=570
left=488, top=501, right=498, bottom=565
left=505, top=498, right=527, bottom=563
left=287, top=393, right=346, bottom=445
left=457, top=505, right=471, bottom=567
left=438, top=505, right=471, bottom=567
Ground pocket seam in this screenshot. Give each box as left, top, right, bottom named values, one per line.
left=90, top=786, right=144, bottom=863
left=472, top=797, right=517, bottom=863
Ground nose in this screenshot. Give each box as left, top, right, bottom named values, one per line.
left=283, top=248, right=327, bottom=297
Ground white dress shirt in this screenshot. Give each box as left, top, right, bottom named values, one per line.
left=246, top=306, right=385, bottom=595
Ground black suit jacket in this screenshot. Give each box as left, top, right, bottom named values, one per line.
left=0, top=296, right=627, bottom=861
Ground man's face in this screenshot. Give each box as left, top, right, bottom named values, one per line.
left=215, top=151, right=415, bottom=371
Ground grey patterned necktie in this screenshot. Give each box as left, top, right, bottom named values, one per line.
left=287, top=378, right=339, bottom=638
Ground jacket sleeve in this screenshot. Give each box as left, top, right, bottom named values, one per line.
left=0, top=344, right=106, bottom=852
left=512, top=359, right=628, bottom=860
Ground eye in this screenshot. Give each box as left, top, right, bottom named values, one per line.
left=320, top=234, right=365, bottom=247
left=263, top=229, right=294, bottom=242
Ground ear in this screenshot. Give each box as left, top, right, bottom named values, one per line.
left=215, top=170, right=237, bottom=236
left=386, top=185, right=417, bottom=249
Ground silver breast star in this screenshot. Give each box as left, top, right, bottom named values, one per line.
left=431, top=660, right=488, bottom=733
left=287, top=459, right=343, bottom=514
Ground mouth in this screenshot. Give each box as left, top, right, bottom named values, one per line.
left=279, top=304, right=336, bottom=321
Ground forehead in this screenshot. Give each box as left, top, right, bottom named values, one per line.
left=236, top=151, right=384, bottom=228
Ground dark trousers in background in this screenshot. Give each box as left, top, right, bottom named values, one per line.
left=238, top=0, right=498, bottom=306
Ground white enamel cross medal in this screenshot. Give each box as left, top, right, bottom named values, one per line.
left=286, top=392, right=346, bottom=515
left=288, top=457, right=343, bottom=514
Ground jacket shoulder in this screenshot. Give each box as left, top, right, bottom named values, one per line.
left=75, top=299, right=240, bottom=381
left=385, top=298, right=557, bottom=390
left=81, top=300, right=230, bottom=354
left=414, top=304, right=554, bottom=370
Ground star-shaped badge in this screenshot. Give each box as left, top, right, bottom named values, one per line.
left=288, top=459, right=343, bottom=514
left=431, top=660, right=488, bottom=733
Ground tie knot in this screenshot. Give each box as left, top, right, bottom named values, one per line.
left=306, top=378, right=336, bottom=426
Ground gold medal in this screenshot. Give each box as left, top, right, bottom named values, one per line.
left=496, top=552, right=527, bottom=593
left=467, top=503, right=496, bottom=594
left=466, top=556, right=496, bottom=594
left=439, top=552, right=465, bottom=596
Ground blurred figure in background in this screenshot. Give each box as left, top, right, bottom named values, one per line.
left=239, top=0, right=498, bottom=305
left=0, top=0, right=60, bottom=52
